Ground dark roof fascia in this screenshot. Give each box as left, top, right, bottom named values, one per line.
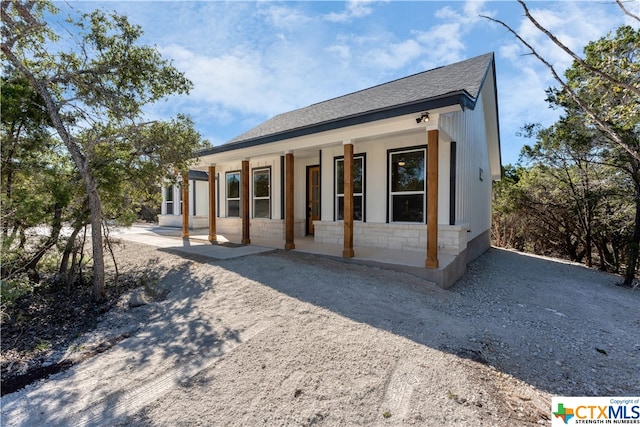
left=199, top=91, right=476, bottom=156
left=187, top=170, right=209, bottom=181
left=488, top=55, right=503, bottom=177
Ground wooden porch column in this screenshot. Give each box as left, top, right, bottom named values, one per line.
left=284, top=152, right=295, bottom=250
left=342, top=141, right=355, bottom=258
left=181, top=172, right=189, bottom=238
left=208, top=165, right=217, bottom=242
left=241, top=160, right=250, bottom=245
left=425, top=129, right=439, bottom=268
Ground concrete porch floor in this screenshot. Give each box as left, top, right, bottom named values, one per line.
left=116, top=225, right=462, bottom=288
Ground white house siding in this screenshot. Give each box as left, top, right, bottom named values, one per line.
left=318, top=130, right=450, bottom=225
left=194, top=180, right=209, bottom=217
left=206, top=156, right=307, bottom=239
left=313, top=127, right=464, bottom=252
left=439, top=93, right=493, bottom=243
left=158, top=179, right=209, bottom=229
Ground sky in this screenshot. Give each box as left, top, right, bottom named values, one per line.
left=49, top=0, right=639, bottom=165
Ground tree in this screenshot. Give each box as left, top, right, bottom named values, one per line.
left=1, top=72, right=75, bottom=286
left=517, top=117, right=634, bottom=272
left=559, top=26, right=640, bottom=285
left=1, top=73, right=53, bottom=241
left=1, top=1, right=206, bottom=300
left=483, top=1, right=640, bottom=164
left=492, top=164, right=528, bottom=251
left=484, top=2, right=639, bottom=286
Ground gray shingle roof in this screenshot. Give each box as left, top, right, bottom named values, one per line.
left=203, top=52, right=494, bottom=154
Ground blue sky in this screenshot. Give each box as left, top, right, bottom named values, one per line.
left=51, top=1, right=638, bottom=165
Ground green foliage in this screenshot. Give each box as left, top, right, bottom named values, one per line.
left=86, top=114, right=206, bottom=226
left=0, top=275, right=35, bottom=319
left=1, top=71, right=79, bottom=288
left=566, top=26, right=640, bottom=134
left=494, top=25, right=639, bottom=284
left=58, top=9, right=193, bottom=122
left=2, top=1, right=208, bottom=300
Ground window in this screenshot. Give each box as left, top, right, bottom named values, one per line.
left=389, top=148, right=425, bottom=223
left=226, top=171, right=240, bottom=217
left=253, top=168, right=271, bottom=218
left=165, top=185, right=174, bottom=215
left=336, top=155, right=364, bottom=221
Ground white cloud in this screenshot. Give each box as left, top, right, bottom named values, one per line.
left=326, top=44, right=352, bottom=62
left=514, top=2, right=626, bottom=73
left=491, top=1, right=638, bottom=163
left=329, top=0, right=495, bottom=75
left=414, top=23, right=466, bottom=69
left=499, top=42, right=522, bottom=61
left=365, top=39, right=423, bottom=70
left=259, top=3, right=313, bottom=31
left=324, top=0, right=380, bottom=23
left=160, top=45, right=286, bottom=117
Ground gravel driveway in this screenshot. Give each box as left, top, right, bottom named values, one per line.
left=1, top=239, right=638, bottom=426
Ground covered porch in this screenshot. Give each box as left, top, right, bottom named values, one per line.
left=124, top=225, right=469, bottom=289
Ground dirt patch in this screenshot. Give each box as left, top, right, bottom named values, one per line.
left=1, top=243, right=170, bottom=396
left=1, top=240, right=638, bottom=426
left=1, top=280, right=135, bottom=396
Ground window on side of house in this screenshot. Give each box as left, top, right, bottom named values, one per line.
left=253, top=168, right=271, bottom=218
left=389, top=148, right=426, bottom=223
left=226, top=171, right=240, bottom=217
left=335, top=155, right=364, bottom=221
left=165, top=185, right=174, bottom=215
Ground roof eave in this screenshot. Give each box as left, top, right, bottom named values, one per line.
left=198, top=91, right=476, bottom=156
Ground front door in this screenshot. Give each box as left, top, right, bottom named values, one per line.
left=307, top=165, right=320, bottom=235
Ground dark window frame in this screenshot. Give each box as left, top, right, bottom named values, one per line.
left=387, top=146, right=427, bottom=224
left=334, top=153, right=366, bottom=222
left=165, top=185, right=174, bottom=215
left=225, top=170, right=241, bottom=218
left=252, top=166, right=272, bottom=219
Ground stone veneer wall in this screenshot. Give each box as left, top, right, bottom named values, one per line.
left=247, top=219, right=284, bottom=240
left=214, top=218, right=306, bottom=240
left=313, top=221, right=469, bottom=255
left=158, top=216, right=306, bottom=240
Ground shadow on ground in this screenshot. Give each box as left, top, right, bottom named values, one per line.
left=0, top=253, right=241, bottom=427
left=216, top=247, right=640, bottom=397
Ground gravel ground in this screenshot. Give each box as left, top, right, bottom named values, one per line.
left=1, top=240, right=638, bottom=426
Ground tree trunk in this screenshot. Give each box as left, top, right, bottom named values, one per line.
left=58, top=220, right=85, bottom=282
left=2, top=45, right=107, bottom=302
left=23, top=203, right=64, bottom=280
left=88, top=186, right=106, bottom=301
left=623, top=184, right=640, bottom=286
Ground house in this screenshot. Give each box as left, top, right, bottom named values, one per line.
left=159, top=52, right=501, bottom=288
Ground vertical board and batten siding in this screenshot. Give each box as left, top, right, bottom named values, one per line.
left=215, top=157, right=282, bottom=219
left=319, top=131, right=450, bottom=225
left=159, top=154, right=311, bottom=237
left=159, top=179, right=209, bottom=228
left=439, top=92, right=492, bottom=242
left=194, top=180, right=209, bottom=217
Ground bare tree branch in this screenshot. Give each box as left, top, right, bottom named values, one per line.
left=517, top=0, right=640, bottom=99
left=616, top=0, right=640, bottom=22
left=11, top=1, right=39, bottom=27
left=481, top=14, right=640, bottom=163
